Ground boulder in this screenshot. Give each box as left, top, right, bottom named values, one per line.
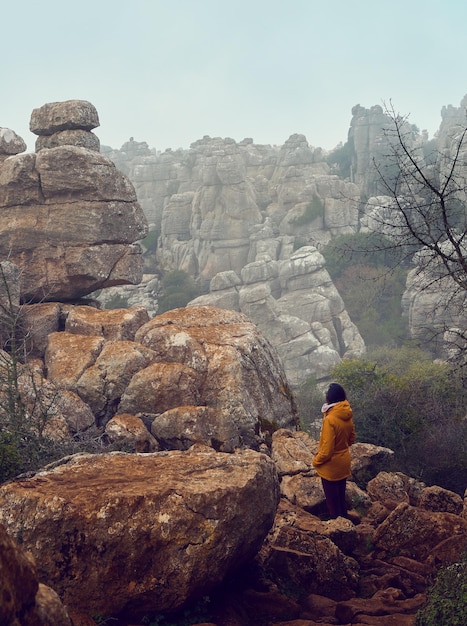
left=366, top=472, right=425, bottom=509
left=373, top=502, right=467, bottom=562
left=30, top=99, right=100, bottom=135
left=105, top=413, right=159, bottom=452
left=350, top=444, right=395, bottom=489
left=134, top=306, right=299, bottom=449
left=0, top=448, right=279, bottom=619
left=258, top=499, right=360, bottom=601
left=0, top=127, right=26, bottom=155
left=418, top=484, right=464, bottom=515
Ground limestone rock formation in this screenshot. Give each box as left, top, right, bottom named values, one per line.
left=0, top=448, right=280, bottom=618
left=188, top=245, right=365, bottom=383
left=101, top=133, right=365, bottom=385
left=0, top=100, right=148, bottom=302
left=0, top=127, right=26, bottom=162
left=44, top=304, right=298, bottom=449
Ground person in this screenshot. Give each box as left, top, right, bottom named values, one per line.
left=312, top=382, right=355, bottom=519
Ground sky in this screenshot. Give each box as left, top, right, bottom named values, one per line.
left=3, top=0, right=467, bottom=153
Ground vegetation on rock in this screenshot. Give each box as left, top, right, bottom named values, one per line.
left=415, top=553, right=467, bottom=626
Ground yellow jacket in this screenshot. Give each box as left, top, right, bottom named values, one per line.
left=312, top=400, right=356, bottom=481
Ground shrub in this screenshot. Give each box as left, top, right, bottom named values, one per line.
left=290, top=194, right=325, bottom=226
left=323, top=233, right=409, bottom=348
left=415, top=555, right=467, bottom=626
left=157, top=270, right=202, bottom=314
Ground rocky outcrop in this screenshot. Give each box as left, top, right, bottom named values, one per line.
left=101, top=133, right=365, bottom=385
left=0, top=100, right=148, bottom=302
left=37, top=303, right=298, bottom=448
left=188, top=245, right=365, bottom=383
left=401, top=244, right=467, bottom=361
left=1, top=435, right=465, bottom=625
left=0, top=448, right=280, bottom=619
left=0, top=127, right=26, bottom=162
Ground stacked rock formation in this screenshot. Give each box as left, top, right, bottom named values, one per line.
left=0, top=100, right=148, bottom=302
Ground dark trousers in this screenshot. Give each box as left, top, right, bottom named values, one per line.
left=321, top=477, right=348, bottom=519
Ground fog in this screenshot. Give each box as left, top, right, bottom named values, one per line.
left=3, top=0, right=467, bottom=152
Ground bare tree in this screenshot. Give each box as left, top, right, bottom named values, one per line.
left=361, top=102, right=467, bottom=367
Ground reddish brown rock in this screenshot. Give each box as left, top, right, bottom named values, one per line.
left=271, top=429, right=318, bottom=476
left=151, top=405, right=241, bottom=452
left=105, top=413, right=159, bottom=452
left=258, top=500, right=359, bottom=601
left=135, top=306, right=299, bottom=449
left=0, top=449, right=279, bottom=619
left=118, top=361, right=202, bottom=414
left=373, top=502, right=467, bottom=562
left=366, top=472, right=425, bottom=509
left=65, top=304, right=150, bottom=341
left=417, top=484, right=464, bottom=514
left=74, top=339, right=158, bottom=423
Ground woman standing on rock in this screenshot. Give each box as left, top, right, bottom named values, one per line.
left=312, top=382, right=356, bottom=519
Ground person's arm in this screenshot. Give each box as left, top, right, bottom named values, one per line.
left=312, top=419, right=335, bottom=466
left=349, top=421, right=356, bottom=446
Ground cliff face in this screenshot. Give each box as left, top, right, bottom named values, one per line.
left=102, top=133, right=365, bottom=385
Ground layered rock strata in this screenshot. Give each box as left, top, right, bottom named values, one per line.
left=0, top=100, right=148, bottom=302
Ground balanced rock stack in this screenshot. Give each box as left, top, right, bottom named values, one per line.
left=0, top=100, right=148, bottom=302
left=31, top=99, right=101, bottom=152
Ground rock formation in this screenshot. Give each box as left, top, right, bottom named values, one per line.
left=188, top=245, right=365, bottom=383
left=0, top=431, right=465, bottom=624
left=0, top=448, right=279, bottom=618
left=102, top=133, right=365, bottom=386
left=0, top=100, right=148, bottom=302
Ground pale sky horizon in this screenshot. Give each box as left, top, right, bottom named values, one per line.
left=3, top=0, right=467, bottom=153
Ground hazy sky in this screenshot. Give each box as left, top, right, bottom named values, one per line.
left=3, top=0, right=467, bottom=153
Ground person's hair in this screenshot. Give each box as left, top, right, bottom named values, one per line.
left=326, top=382, right=346, bottom=404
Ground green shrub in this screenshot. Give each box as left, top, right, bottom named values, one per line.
left=157, top=270, right=203, bottom=314
left=290, top=195, right=325, bottom=226
left=323, top=233, right=409, bottom=348
left=415, top=555, right=467, bottom=626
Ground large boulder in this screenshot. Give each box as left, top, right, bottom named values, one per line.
left=0, top=448, right=279, bottom=619
left=373, top=501, right=467, bottom=562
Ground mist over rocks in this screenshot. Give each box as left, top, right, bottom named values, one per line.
left=102, top=131, right=365, bottom=385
